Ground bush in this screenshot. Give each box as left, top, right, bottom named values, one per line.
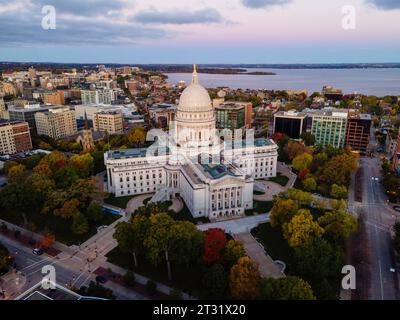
left=146, top=280, right=157, bottom=296
left=122, top=271, right=136, bottom=287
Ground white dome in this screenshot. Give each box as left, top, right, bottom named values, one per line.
left=177, top=65, right=212, bottom=113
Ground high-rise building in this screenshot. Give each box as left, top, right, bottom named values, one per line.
left=273, top=110, right=308, bottom=139
left=310, top=109, right=348, bottom=148
left=81, top=89, right=115, bottom=105
left=35, top=107, right=77, bottom=139
left=345, top=112, right=371, bottom=153
left=8, top=104, right=66, bottom=135
left=0, top=120, right=32, bottom=155
left=93, top=110, right=123, bottom=134
left=43, top=90, right=65, bottom=105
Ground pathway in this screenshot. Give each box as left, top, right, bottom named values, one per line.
left=234, top=233, right=284, bottom=279
left=197, top=214, right=269, bottom=234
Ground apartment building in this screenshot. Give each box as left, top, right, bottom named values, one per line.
left=43, top=90, right=65, bottom=105
left=0, top=120, right=32, bottom=155
left=81, top=89, right=115, bottom=105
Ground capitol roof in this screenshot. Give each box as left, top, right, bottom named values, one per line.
left=177, top=64, right=213, bottom=113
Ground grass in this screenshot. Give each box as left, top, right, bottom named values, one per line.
left=244, top=200, right=273, bottom=216
left=0, top=208, right=119, bottom=246
left=169, top=202, right=210, bottom=224
left=251, top=223, right=294, bottom=274
left=104, top=194, right=136, bottom=209
left=269, top=173, right=289, bottom=187
left=106, top=246, right=204, bottom=297
left=253, top=190, right=265, bottom=195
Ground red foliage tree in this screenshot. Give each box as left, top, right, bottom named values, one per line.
left=298, top=168, right=310, bottom=180
left=202, top=228, right=227, bottom=264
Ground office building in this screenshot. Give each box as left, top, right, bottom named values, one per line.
left=310, top=109, right=348, bottom=148
left=93, top=110, right=123, bottom=134
left=35, top=107, right=78, bottom=139
left=273, top=110, right=308, bottom=139
left=345, top=112, right=371, bottom=153
left=81, top=89, right=115, bottom=105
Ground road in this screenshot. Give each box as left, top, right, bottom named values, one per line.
left=0, top=236, right=145, bottom=300
left=355, top=157, right=399, bottom=300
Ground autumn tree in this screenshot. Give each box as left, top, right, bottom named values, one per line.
left=270, top=198, right=299, bottom=227
left=302, top=177, right=317, bottom=192
left=7, top=164, right=27, bottom=184
left=0, top=242, right=12, bottom=272
left=261, top=276, right=316, bottom=300
left=287, top=188, right=313, bottom=207
left=229, top=256, right=262, bottom=300
left=54, top=199, right=80, bottom=219
left=69, top=153, right=94, bottom=178
left=39, top=233, right=55, bottom=249
left=72, top=213, right=89, bottom=235
left=330, top=184, right=348, bottom=199
left=284, top=141, right=312, bottom=160
left=127, top=126, right=146, bottom=146
left=202, top=228, right=228, bottom=264
left=318, top=209, right=358, bottom=242
left=224, top=240, right=246, bottom=268
left=283, top=209, right=324, bottom=248
left=292, top=153, right=313, bottom=172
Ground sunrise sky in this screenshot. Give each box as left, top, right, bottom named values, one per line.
left=0, top=0, right=399, bottom=63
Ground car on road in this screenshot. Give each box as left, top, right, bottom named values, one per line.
left=394, top=206, right=400, bottom=212
left=32, top=248, right=44, bottom=255
left=95, top=275, right=107, bottom=284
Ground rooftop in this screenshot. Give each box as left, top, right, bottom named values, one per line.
left=107, top=147, right=169, bottom=160
left=201, top=163, right=236, bottom=179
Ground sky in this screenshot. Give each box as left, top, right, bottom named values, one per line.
left=0, top=0, right=399, bottom=64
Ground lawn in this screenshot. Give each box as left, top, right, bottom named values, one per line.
left=269, top=173, right=289, bottom=187
left=0, top=208, right=119, bottom=246
left=104, top=194, right=136, bottom=209
left=244, top=200, right=273, bottom=216
left=106, top=246, right=204, bottom=297
left=168, top=202, right=210, bottom=224
left=253, top=190, right=265, bottom=195
left=251, top=223, right=294, bottom=274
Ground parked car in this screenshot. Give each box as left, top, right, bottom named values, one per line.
left=32, top=248, right=44, bottom=255
left=95, top=275, right=107, bottom=284
left=393, top=206, right=400, bottom=212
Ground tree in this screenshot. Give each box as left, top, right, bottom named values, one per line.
left=316, top=152, right=358, bottom=187
left=300, top=132, right=316, bottom=146
left=270, top=198, right=299, bottom=227
left=202, top=228, right=227, bottom=264
left=230, top=256, right=261, bottom=299
left=318, top=210, right=358, bottom=242
left=39, top=233, right=55, bottom=249
left=54, top=199, right=80, bottom=219
left=122, top=271, right=136, bottom=287
left=261, top=276, right=316, bottom=300
left=114, top=215, right=150, bottom=267
left=39, top=151, right=68, bottom=174
left=330, top=184, right=348, bottom=199
left=283, top=209, right=324, bottom=248
left=3, top=160, right=19, bottom=175
left=169, top=221, right=204, bottom=267
left=392, top=223, right=400, bottom=255
left=0, top=242, right=12, bottom=272
left=302, top=177, right=317, bottom=192
left=294, top=238, right=344, bottom=299
left=69, top=179, right=100, bottom=207
left=69, top=153, right=94, bottom=178
left=284, top=141, right=312, bottom=160
left=202, top=264, right=228, bottom=299
left=224, top=240, right=246, bottom=268
left=287, top=188, right=313, bottom=207
left=7, top=164, right=27, bottom=184
left=292, top=153, right=313, bottom=172
left=143, top=213, right=175, bottom=280
left=86, top=201, right=103, bottom=223
left=72, top=213, right=89, bottom=235
left=127, top=126, right=146, bottom=146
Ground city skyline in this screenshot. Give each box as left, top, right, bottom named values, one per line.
left=0, top=0, right=400, bottom=64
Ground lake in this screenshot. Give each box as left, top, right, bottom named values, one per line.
left=165, top=68, right=400, bottom=96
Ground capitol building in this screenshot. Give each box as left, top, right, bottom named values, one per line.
left=105, top=66, right=278, bottom=220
